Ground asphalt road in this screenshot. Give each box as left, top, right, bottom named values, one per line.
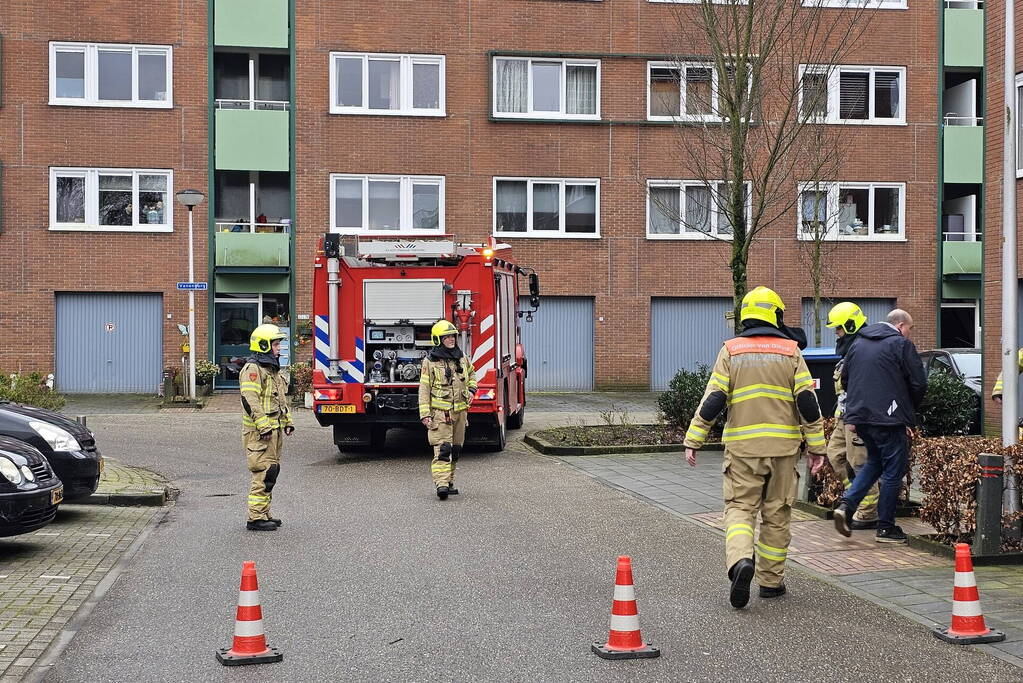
left=42, top=409, right=1020, bottom=682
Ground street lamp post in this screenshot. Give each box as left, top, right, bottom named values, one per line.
left=176, top=189, right=205, bottom=402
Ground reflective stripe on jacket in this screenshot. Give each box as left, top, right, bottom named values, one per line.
left=240, top=361, right=292, bottom=432
left=684, top=335, right=826, bottom=457
left=418, top=356, right=478, bottom=418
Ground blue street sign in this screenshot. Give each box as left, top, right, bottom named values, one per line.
left=176, top=282, right=208, bottom=291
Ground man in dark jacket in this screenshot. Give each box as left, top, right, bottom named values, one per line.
left=833, top=309, right=927, bottom=543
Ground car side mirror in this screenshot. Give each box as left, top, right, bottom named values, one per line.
left=528, top=273, right=540, bottom=298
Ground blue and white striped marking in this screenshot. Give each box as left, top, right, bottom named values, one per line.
left=339, top=338, right=365, bottom=383
left=314, top=315, right=365, bottom=384
left=314, top=315, right=331, bottom=373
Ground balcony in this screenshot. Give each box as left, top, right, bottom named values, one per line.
left=214, top=105, right=290, bottom=172
left=944, top=4, right=984, bottom=68
left=943, top=122, right=983, bottom=184
left=214, top=231, right=290, bottom=271
left=214, top=0, right=289, bottom=49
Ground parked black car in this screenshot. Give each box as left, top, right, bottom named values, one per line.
left=0, top=435, right=63, bottom=537
left=0, top=401, right=102, bottom=501
left=920, top=348, right=982, bottom=434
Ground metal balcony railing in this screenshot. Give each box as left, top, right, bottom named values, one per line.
left=216, top=221, right=291, bottom=234
left=943, top=114, right=984, bottom=126
left=215, top=99, right=290, bottom=111
left=943, top=231, right=981, bottom=242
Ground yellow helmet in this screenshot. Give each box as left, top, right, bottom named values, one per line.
left=249, top=323, right=287, bottom=353
left=740, top=286, right=785, bottom=327
left=1018, top=348, right=1023, bottom=371
left=431, top=320, right=459, bottom=346
left=826, top=302, right=868, bottom=335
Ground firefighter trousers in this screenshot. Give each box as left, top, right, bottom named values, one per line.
left=722, top=450, right=799, bottom=589
left=826, top=418, right=878, bottom=521
left=428, top=409, right=467, bottom=487
left=244, top=428, right=282, bottom=522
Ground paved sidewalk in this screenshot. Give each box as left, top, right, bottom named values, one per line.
left=0, top=505, right=162, bottom=681
left=555, top=450, right=1023, bottom=668
left=87, top=460, right=173, bottom=506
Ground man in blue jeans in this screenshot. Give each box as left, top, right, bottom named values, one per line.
left=833, top=309, right=927, bottom=543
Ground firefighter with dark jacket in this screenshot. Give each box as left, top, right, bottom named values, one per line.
left=240, top=324, right=294, bottom=531
left=825, top=302, right=879, bottom=529
left=420, top=320, right=478, bottom=500
left=684, top=287, right=826, bottom=609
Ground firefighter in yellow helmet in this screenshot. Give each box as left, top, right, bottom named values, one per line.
left=825, top=302, right=879, bottom=529
left=419, top=320, right=478, bottom=500
left=240, top=323, right=294, bottom=530
left=684, top=286, right=826, bottom=608
left=991, top=349, right=1023, bottom=405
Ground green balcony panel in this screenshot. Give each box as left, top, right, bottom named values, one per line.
left=214, top=0, right=289, bottom=48
left=942, top=240, right=982, bottom=277
left=215, top=109, right=290, bottom=172
left=942, top=279, right=981, bottom=299
left=944, top=9, right=984, bottom=67
left=943, top=126, right=983, bottom=184
left=215, top=273, right=290, bottom=294
left=215, top=232, right=290, bottom=268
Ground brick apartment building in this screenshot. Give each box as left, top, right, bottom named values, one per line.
left=0, top=0, right=953, bottom=393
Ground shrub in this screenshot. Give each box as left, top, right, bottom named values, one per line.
left=0, top=372, right=66, bottom=411
left=195, top=360, right=220, bottom=386
left=290, top=362, right=312, bottom=397
left=658, top=364, right=714, bottom=431
left=918, top=370, right=978, bottom=437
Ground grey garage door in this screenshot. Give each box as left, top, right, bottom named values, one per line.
left=801, top=297, right=896, bottom=347
left=651, top=297, right=733, bottom=391
left=55, top=293, right=163, bottom=393
left=519, top=296, right=594, bottom=391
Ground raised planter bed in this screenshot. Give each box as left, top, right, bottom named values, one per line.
left=525, top=425, right=723, bottom=456
left=907, top=533, right=1023, bottom=566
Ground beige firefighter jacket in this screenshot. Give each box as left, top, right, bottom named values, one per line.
left=240, top=360, right=293, bottom=434
left=684, top=335, right=827, bottom=458
left=419, top=355, right=479, bottom=419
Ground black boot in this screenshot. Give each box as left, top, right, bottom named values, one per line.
left=728, top=558, right=755, bottom=609
left=833, top=502, right=852, bottom=537
left=436, top=485, right=449, bottom=500
left=759, top=584, right=787, bottom=599
left=447, top=484, right=459, bottom=495
left=246, top=520, right=277, bottom=531
left=268, top=517, right=282, bottom=527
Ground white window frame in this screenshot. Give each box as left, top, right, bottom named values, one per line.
left=328, top=52, right=445, bottom=116
left=645, top=180, right=750, bottom=240
left=647, top=61, right=743, bottom=123
left=1015, top=73, right=1023, bottom=178
left=648, top=0, right=748, bottom=4
left=796, top=181, right=906, bottom=241
left=49, top=167, right=174, bottom=232
left=799, top=65, right=906, bottom=125
left=804, top=0, right=906, bottom=9
left=492, top=177, right=601, bottom=238
left=329, top=174, right=445, bottom=234
left=49, top=42, right=173, bottom=108
left=491, top=57, right=601, bottom=121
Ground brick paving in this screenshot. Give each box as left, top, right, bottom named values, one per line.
left=554, top=449, right=1023, bottom=667
left=0, top=505, right=161, bottom=681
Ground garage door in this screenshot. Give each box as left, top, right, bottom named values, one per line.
left=651, top=297, right=733, bottom=391
left=518, top=296, right=594, bottom=391
left=55, top=293, right=164, bottom=393
left=801, top=297, right=896, bottom=346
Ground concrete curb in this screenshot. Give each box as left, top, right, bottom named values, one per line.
left=78, top=488, right=170, bottom=507
left=525, top=429, right=723, bottom=456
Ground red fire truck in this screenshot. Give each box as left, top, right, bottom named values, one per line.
left=310, top=234, right=540, bottom=452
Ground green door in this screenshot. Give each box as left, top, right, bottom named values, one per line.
left=215, top=301, right=259, bottom=387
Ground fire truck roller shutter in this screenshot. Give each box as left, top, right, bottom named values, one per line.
left=650, top=298, right=733, bottom=391
left=55, top=293, right=164, bottom=393
left=517, top=296, right=594, bottom=391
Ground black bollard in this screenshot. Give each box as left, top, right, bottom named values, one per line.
left=976, top=453, right=1004, bottom=556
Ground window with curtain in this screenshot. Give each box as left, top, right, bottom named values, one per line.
left=797, top=182, right=904, bottom=240
left=330, top=174, right=445, bottom=233
left=649, top=67, right=680, bottom=117
left=330, top=53, right=445, bottom=115
left=646, top=181, right=747, bottom=238
left=494, top=58, right=599, bottom=119
left=494, top=178, right=599, bottom=236
left=648, top=61, right=732, bottom=121
left=648, top=186, right=680, bottom=234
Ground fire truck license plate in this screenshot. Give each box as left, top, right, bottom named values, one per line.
left=51, top=487, right=64, bottom=505
left=319, top=404, right=356, bottom=414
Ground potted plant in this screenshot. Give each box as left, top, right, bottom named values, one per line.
left=195, top=360, right=221, bottom=396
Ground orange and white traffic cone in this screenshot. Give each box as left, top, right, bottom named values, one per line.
left=216, top=561, right=284, bottom=666
left=591, top=555, right=660, bottom=660
left=932, top=543, right=1005, bottom=645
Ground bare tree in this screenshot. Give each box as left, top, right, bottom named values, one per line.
left=646, top=0, right=878, bottom=332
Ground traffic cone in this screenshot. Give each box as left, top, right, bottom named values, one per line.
left=591, top=555, right=660, bottom=660
left=932, top=543, right=1005, bottom=645
left=216, top=561, right=284, bottom=666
